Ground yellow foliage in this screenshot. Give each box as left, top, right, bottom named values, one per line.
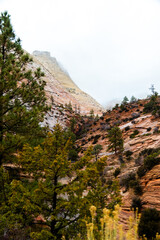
left=86, top=205, right=139, bottom=240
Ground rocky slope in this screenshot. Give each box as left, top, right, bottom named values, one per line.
left=27, top=50, right=160, bottom=229
left=76, top=99, right=160, bottom=228
left=31, top=51, right=103, bottom=116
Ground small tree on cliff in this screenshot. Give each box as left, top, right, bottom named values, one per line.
left=0, top=12, right=49, bottom=165
left=92, top=144, right=103, bottom=161
left=130, top=96, right=137, bottom=103
left=107, top=126, right=124, bottom=154
left=122, top=96, right=129, bottom=105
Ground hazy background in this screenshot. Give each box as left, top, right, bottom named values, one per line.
left=1, top=0, right=160, bottom=107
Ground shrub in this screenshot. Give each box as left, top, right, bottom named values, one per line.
left=144, top=153, right=160, bottom=170
left=120, top=172, right=136, bottom=191
left=113, top=168, right=121, bottom=178
left=125, top=126, right=130, bottom=131
left=143, top=92, right=160, bottom=117
left=131, top=197, right=142, bottom=213
left=130, top=129, right=139, bottom=138
left=81, top=139, right=86, bottom=146
left=93, top=134, right=101, bottom=144
left=139, top=148, right=157, bottom=157
left=129, top=179, right=143, bottom=195
left=138, top=208, right=160, bottom=239
left=120, top=104, right=127, bottom=111
left=112, top=103, right=119, bottom=110
left=105, top=118, right=111, bottom=123
left=118, top=155, right=124, bottom=164
left=123, top=118, right=129, bottom=122
left=125, top=151, right=133, bottom=157
left=125, top=150, right=133, bottom=161
left=137, top=166, right=147, bottom=178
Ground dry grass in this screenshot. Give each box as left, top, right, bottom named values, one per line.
left=86, top=205, right=160, bottom=240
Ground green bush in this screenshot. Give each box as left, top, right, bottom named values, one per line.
left=120, top=172, right=136, bottom=190
left=131, top=197, right=142, bottom=213
left=140, top=148, right=160, bottom=157
left=144, top=153, right=160, bottom=170
left=137, top=166, right=147, bottom=178
left=125, top=126, right=130, bottom=131
left=138, top=208, right=160, bottom=239
left=105, top=118, right=111, bottom=123
left=113, top=168, right=121, bottom=178
left=125, top=150, right=133, bottom=157
left=130, top=130, right=139, bottom=139
left=125, top=150, right=133, bottom=161
left=143, top=100, right=157, bottom=113
left=129, top=179, right=143, bottom=195
left=143, top=93, right=159, bottom=114
left=93, top=134, right=101, bottom=144
left=120, top=104, right=127, bottom=111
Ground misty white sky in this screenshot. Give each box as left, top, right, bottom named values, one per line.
left=1, top=0, right=160, bottom=107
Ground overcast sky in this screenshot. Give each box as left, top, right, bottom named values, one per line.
left=1, top=0, right=160, bottom=107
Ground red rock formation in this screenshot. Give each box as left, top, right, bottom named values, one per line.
left=141, top=164, right=160, bottom=211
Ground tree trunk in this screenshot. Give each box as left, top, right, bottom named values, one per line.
left=51, top=175, right=58, bottom=237
left=0, top=44, right=5, bottom=166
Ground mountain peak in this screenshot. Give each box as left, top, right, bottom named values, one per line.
left=31, top=50, right=104, bottom=115
left=33, top=50, right=51, bottom=57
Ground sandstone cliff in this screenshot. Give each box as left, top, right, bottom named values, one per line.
left=31, top=51, right=103, bottom=116
left=76, top=99, right=160, bottom=229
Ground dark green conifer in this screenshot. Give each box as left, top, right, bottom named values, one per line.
left=107, top=126, right=124, bottom=154
left=122, top=96, right=129, bottom=105
left=0, top=124, right=121, bottom=239
left=0, top=12, right=48, bottom=165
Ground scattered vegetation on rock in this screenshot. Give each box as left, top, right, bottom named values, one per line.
left=1, top=10, right=160, bottom=239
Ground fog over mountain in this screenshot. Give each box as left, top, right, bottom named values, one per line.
left=1, top=0, right=160, bottom=107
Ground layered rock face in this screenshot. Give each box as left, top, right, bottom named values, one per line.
left=31, top=51, right=103, bottom=115
left=141, top=164, right=160, bottom=211
left=76, top=99, right=160, bottom=229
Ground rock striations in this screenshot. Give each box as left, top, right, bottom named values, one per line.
left=76, top=99, right=160, bottom=229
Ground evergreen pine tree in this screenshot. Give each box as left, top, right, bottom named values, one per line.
left=122, top=96, right=129, bottom=105
left=0, top=12, right=49, bottom=165
left=107, top=126, right=124, bottom=154
left=130, top=96, right=137, bottom=103
left=1, top=124, right=121, bottom=239
left=92, top=144, right=103, bottom=161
